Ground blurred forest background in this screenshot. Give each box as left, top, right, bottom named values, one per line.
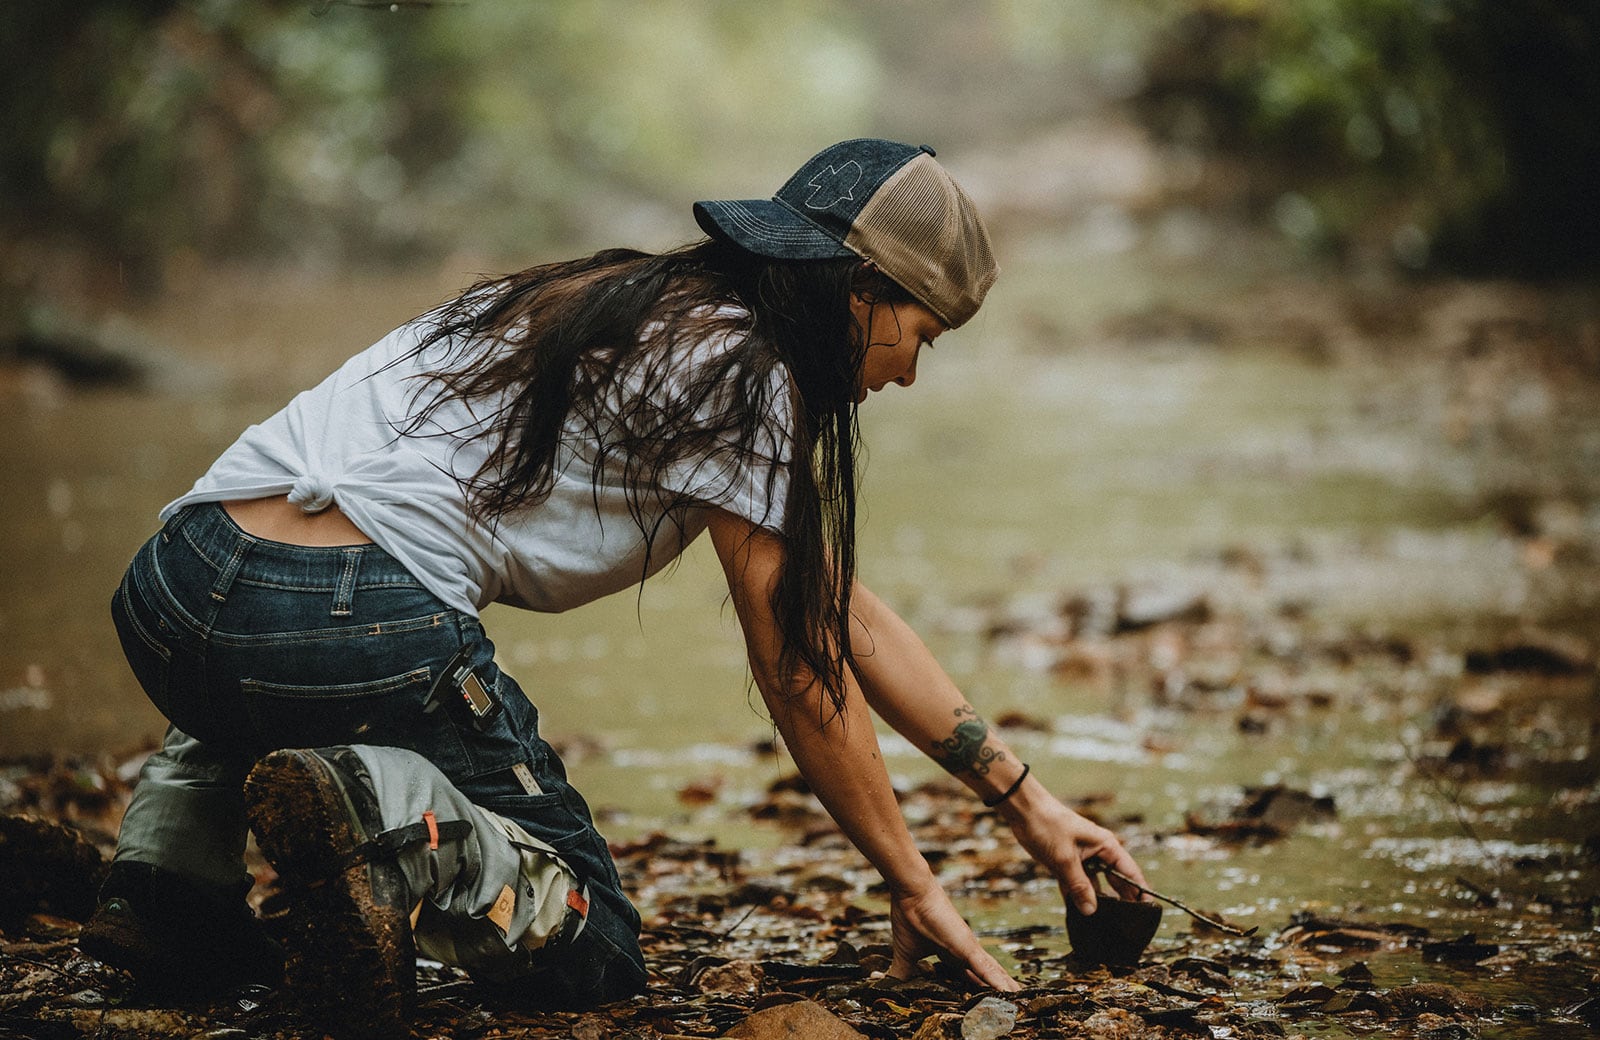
left=3, top=0, right=1597, bottom=305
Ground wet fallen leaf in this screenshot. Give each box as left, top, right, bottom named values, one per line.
left=697, top=958, right=763, bottom=995
left=1278, top=915, right=1428, bottom=952
left=911, top=1012, right=961, bottom=1039
left=676, top=775, right=724, bottom=806
left=0, top=814, right=107, bottom=928
left=1278, top=982, right=1340, bottom=1004
left=1181, top=785, right=1338, bottom=844
left=1421, top=933, right=1499, bottom=963
left=1464, top=633, right=1592, bottom=675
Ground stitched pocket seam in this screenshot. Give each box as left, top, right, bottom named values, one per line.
left=240, top=667, right=432, bottom=701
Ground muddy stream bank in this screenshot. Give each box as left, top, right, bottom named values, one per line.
left=3, top=223, right=1599, bottom=1036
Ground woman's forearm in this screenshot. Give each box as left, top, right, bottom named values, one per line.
left=753, top=666, right=937, bottom=893
left=848, top=583, right=1031, bottom=803
left=708, top=511, right=935, bottom=892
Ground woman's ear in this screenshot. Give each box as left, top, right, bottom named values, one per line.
left=850, top=261, right=886, bottom=303
left=847, top=289, right=870, bottom=327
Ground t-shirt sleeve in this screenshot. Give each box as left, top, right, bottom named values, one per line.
left=656, top=362, right=793, bottom=532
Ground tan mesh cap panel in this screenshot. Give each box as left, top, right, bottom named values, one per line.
left=844, top=153, right=998, bottom=328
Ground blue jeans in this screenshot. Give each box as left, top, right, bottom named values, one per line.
left=110, top=503, right=646, bottom=1006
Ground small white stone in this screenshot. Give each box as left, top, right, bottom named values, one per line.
left=961, top=996, right=1018, bottom=1040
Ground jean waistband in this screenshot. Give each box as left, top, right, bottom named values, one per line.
left=166, top=502, right=430, bottom=593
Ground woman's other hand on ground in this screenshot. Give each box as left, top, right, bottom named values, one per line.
left=886, top=878, right=1019, bottom=991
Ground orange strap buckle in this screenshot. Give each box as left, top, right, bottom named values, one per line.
left=422, top=810, right=440, bottom=850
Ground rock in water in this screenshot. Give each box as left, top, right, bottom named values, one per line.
left=1067, top=896, right=1162, bottom=966
left=961, top=996, right=1018, bottom=1040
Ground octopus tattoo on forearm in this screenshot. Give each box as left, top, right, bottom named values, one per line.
left=931, top=705, right=1005, bottom=776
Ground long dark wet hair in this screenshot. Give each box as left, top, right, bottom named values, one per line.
left=402, top=239, right=912, bottom=716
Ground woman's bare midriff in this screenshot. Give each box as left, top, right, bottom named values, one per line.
left=223, top=496, right=374, bottom=547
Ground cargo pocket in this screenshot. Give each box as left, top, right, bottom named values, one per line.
left=474, top=791, right=590, bottom=856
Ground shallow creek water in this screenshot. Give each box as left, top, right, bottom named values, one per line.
left=2, top=266, right=1596, bottom=1036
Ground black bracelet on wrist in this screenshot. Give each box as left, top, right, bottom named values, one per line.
left=982, top=762, right=1031, bottom=808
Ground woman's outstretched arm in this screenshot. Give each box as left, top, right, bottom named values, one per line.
left=707, top=509, right=1018, bottom=989
left=847, top=582, right=1150, bottom=915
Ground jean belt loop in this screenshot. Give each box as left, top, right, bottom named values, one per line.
left=208, top=535, right=250, bottom=603
left=161, top=503, right=196, bottom=544
left=332, top=547, right=363, bottom=617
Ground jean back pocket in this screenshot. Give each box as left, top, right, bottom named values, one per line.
left=240, top=667, right=440, bottom=754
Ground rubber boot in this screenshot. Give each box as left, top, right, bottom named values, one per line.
left=78, top=861, right=284, bottom=998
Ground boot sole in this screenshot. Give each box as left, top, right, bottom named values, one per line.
left=244, top=749, right=414, bottom=1038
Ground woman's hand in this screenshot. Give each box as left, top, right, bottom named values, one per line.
left=995, top=783, right=1148, bottom=915
left=887, top=877, right=1019, bottom=991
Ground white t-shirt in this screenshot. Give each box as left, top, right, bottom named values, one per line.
left=162, top=309, right=793, bottom=616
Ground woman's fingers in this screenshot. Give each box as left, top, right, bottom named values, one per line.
left=890, top=946, right=1018, bottom=992
left=1006, top=789, right=1157, bottom=914
left=957, top=944, right=1021, bottom=992
left=889, top=889, right=1019, bottom=991
left=1048, top=825, right=1153, bottom=914
left=1085, top=836, right=1150, bottom=902
left=1058, top=854, right=1101, bottom=915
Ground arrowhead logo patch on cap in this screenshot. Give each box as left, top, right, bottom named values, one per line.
left=804, top=161, right=864, bottom=210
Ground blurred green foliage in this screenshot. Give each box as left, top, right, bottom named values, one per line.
left=1139, top=0, right=1600, bottom=274
left=3, top=0, right=1594, bottom=284
left=0, top=0, right=884, bottom=283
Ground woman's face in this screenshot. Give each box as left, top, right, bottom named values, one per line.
left=850, top=294, right=947, bottom=404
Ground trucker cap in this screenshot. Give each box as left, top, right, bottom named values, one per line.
left=693, top=139, right=997, bottom=328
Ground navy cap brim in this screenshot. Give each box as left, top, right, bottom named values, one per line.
left=693, top=199, right=857, bottom=261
